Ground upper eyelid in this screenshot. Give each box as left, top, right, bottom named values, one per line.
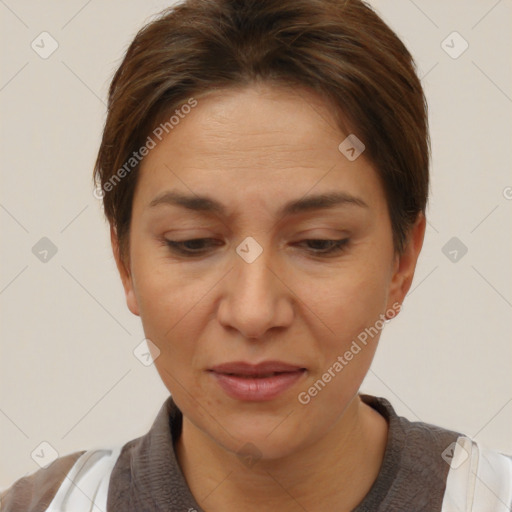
left=164, top=236, right=348, bottom=243
left=164, top=237, right=350, bottom=252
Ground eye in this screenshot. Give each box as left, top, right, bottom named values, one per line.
left=164, top=237, right=350, bottom=258
left=296, top=238, right=350, bottom=256
left=165, top=238, right=221, bottom=256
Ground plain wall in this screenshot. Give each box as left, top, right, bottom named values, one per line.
left=1, top=0, right=511, bottom=490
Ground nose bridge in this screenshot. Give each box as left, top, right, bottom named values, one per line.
left=218, top=236, right=292, bottom=339
left=236, top=241, right=275, bottom=302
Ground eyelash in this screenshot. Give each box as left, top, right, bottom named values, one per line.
left=164, top=238, right=350, bottom=257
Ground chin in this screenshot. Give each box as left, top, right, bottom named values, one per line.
left=228, top=430, right=305, bottom=463
left=213, top=411, right=313, bottom=460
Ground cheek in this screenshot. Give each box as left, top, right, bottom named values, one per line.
left=130, top=253, right=204, bottom=362
left=317, top=261, right=390, bottom=335
left=303, top=259, right=392, bottom=389
left=136, top=273, right=206, bottom=399
left=295, top=272, right=388, bottom=417
left=132, top=238, right=202, bottom=324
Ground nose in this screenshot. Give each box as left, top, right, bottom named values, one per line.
left=216, top=242, right=294, bottom=340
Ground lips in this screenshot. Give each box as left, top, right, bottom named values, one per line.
left=208, top=361, right=307, bottom=401
left=209, top=361, right=306, bottom=377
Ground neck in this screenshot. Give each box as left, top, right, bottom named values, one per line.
left=175, top=394, right=388, bottom=512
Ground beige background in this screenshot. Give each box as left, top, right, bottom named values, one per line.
left=1, top=0, right=511, bottom=490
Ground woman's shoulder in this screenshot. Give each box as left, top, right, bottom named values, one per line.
left=0, top=446, right=122, bottom=512
left=359, top=394, right=512, bottom=510
left=1, top=398, right=175, bottom=512
left=440, top=436, right=512, bottom=511
left=1, top=450, right=86, bottom=511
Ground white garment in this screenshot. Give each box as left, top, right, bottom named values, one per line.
left=45, top=446, right=122, bottom=512
left=441, top=436, right=512, bottom=511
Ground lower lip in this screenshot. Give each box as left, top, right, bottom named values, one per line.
left=210, top=370, right=306, bottom=401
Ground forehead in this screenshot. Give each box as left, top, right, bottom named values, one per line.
left=134, top=84, right=386, bottom=215
left=151, top=84, right=346, bottom=168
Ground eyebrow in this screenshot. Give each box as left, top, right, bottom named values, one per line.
left=148, top=190, right=369, bottom=218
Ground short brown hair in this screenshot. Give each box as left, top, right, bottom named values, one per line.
left=93, top=0, right=430, bottom=264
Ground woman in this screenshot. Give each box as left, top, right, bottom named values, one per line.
left=2, top=0, right=511, bottom=510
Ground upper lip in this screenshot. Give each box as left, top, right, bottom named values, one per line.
left=209, top=361, right=306, bottom=376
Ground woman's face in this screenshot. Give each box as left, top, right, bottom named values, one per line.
left=114, top=84, right=424, bottom=460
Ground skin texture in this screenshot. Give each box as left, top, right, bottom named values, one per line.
left=112, top=83, right=426, bottom=511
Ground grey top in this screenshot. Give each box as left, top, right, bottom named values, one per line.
left=107, top=393, right=461, bottom=511
left=1, top=393, right=462, bottom=511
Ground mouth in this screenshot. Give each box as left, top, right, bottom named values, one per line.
left=208, top=361, right=307, bottom=401
left=219, top=371, right=301, bottom=378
